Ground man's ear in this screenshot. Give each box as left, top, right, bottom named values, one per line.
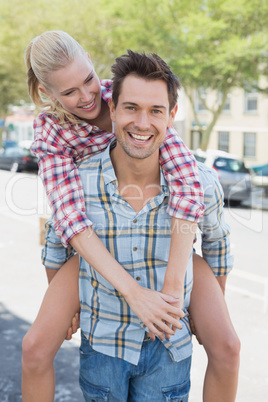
left=167, top=104, right=178, bottom=128
left=109, top=98, right=116, bottom=122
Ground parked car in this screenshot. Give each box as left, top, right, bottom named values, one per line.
left=250, top=163, right=268, bottom=187
left=0, top=146, right=38, bottom=173
left=192, top=149, right=252, bottom=205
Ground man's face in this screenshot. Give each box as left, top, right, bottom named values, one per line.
left=109, top=74, right=177, bottom=160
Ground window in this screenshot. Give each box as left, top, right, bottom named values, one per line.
left=194, top=88, right=206, bottom=113
left=244, top=90, right=258, bottom=113
left=218, top=131, right=229, bottom=153
left=243, top=132, right=256, bottom=158
left=218, top=92, right=231, bottom=113
left=191, top=130, right=202, bottom=150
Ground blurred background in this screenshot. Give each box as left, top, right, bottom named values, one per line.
left=0, top=0, right=268, bottom=400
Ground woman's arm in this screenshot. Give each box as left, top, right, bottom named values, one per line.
left=70, top=226, right=184, bottom=340
left=159, top=127, right=203, bottom=307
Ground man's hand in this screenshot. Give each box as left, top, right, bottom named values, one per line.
left=65, top=312, right=80, bottom=341
left=125, top=286, right=184, bottom=342
left=188, top=314, right=203, bottom=345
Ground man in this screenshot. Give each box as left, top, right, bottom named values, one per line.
left=77, top=51, right=237, bottom=401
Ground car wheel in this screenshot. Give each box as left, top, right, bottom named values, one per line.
left=10, top=162, right=19, bottom=172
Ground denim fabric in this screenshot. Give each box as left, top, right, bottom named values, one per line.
left=79, top=332, right=191, bottom=401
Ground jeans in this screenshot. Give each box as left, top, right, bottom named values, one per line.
left=79, top=332, right=191, bottom=401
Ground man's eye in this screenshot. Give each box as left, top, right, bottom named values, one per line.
left=152, top=109, right=161, bottom=114
left=86, top=76, right=93, bottom=83
left=126, top=106, right=135, bottom=110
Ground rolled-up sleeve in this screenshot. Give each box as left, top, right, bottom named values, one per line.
left=198, top=164, right=234, bottom=276
left=31, top=114, right=114, bottom=247
left=41, top=219, right=76, bottom=269
left=159, top=127, right=204, bottom=223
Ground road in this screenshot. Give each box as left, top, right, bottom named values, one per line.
left=0, top=170, right=268, bottom=401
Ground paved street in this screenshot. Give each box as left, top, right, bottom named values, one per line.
left=0, top=170, right=268, bottom=401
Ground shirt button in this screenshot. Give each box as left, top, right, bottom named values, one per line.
left=133, top=247, right=137, bottom=251
left=142, top=324, right=146, bottom=328
left=136, top=276, right=141, bottom=281
left=133, top=218, right=137, bottom=223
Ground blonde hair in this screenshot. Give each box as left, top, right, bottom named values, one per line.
left=25, top=31, right=86, bottom=124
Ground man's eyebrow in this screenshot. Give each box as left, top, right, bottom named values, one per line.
left=60, top=73, right=93, bottom=95
left=122, top=102, right=167, bottom=109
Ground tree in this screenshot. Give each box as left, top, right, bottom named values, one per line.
left=0, top=0, right=107, bottom=116
left=98, top=0, right=267, bottom=149
left=0, top=0, right=267, bottom=152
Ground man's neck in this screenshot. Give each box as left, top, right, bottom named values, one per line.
left=110, top=143, right=161, bottom=212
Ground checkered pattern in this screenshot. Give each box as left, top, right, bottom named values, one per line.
left=42, top=160, right=233, bottom=277
left=78, top=143, right=193, bottom=365
left=31, top=79, right=204, bottom=248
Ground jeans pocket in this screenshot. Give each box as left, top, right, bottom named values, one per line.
left=162, top=378, right=190, bottom=401
left=79, top=376, right=110, bottom=402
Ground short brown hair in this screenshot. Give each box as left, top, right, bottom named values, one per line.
left=111, top=50, right=181, bottom=111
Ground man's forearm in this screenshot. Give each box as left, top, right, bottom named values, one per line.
left=46, top=267, right=59, bottom=284
left=216, top=275, right=227, bottom=295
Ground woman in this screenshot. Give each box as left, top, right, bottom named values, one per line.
left=22, top=31, right=240, bottom=401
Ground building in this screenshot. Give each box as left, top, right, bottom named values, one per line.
left=183, top=79, right=268, bottom=166
left=2, top=107, right=35, bottom=147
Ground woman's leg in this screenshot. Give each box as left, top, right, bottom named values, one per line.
left=21, top=254, right=80, bottom=402
left=189, top=254, right=241, bottom=402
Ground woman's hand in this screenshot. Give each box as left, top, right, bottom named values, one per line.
left=125, top=285, right=184, bottom=341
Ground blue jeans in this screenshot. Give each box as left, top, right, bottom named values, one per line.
left=79, top=332, right=191, bottom=401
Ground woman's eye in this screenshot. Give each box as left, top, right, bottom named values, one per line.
left=64, top=91, right=74, bottom=96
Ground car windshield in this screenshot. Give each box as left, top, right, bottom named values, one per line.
left=213, top=157, right=248, bottom=173
left=253, top=165, right=268, bottom=176
left=194, top=154, right=206, bottom=163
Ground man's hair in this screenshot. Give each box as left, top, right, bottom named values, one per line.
left=111, top=50, right=181, bottom=111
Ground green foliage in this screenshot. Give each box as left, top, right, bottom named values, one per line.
left=0, top=0, right=267, bottom=147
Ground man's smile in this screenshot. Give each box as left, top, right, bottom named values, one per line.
left=128, top=132, right=153, bottom=143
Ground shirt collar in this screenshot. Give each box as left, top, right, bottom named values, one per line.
left=100, top=140, right=168, bottom=194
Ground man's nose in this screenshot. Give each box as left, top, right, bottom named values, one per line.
left=136, top=111, right=150, bottom=131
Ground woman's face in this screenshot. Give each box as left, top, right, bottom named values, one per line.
left=45, top=53, right=102, bottom=123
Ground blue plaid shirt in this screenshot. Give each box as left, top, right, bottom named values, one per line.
left=42, top=144, right=233, bottom=364
left=78, top=142, right=193, bottom=365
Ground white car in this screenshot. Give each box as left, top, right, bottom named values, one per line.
left=193, top=149, right=252, bottom=206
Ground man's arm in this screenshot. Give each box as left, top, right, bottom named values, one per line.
left=46, top=268, right=58, bottom=284
left=198, top=164, right=234, bottom=284
left=216, top=275, right=227, bottom=294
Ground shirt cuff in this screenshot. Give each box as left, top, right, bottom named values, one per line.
left=166, top=195, right=205, bottom=223
left=54, top=212, right=93, bottom=248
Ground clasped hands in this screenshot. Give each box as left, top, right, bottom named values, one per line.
left=65, top=287, right=185, bottom=342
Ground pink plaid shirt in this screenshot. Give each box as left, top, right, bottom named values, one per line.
left=31, top=80, right=204, bottom=247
